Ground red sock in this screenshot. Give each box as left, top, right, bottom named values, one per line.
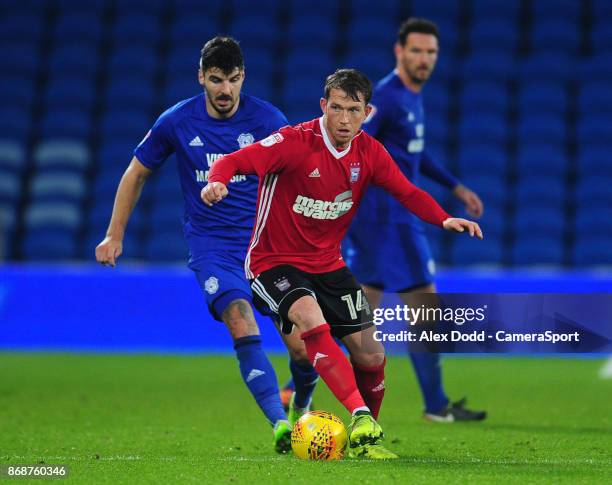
left=301, top=324, right=367, bottom=414
left=352, top=358, right=386, bottom=420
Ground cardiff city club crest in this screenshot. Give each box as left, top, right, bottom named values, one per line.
left=237, top=133, right=255, bottom=148
left=349, top=162, right=361, bottom=183
left=204, top=276, right=219, bottom=294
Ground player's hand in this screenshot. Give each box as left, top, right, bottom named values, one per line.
left=453, top=184, right=484, bottom=218
left=201, top=182, right=228, bottom=206
left=443, top=218, right=483, bottom=239
left=95, top=236, right=123, bottom=267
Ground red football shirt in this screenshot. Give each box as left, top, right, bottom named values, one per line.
left=208, top=117, right=451, bottom=278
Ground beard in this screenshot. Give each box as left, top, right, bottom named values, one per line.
left=204, top=88, right=236, bottom=115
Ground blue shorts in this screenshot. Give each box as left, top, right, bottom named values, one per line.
left=343, top=222, right=435, bottom=292
left=189, top=249, right=253, bottom=322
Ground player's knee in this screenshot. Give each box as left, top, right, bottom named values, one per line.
left=352, top=351, right=385, bottom=368
left=222, top=299, right=260, bottom=339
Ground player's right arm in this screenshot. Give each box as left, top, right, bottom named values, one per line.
left=95, top=157, right=152, bottom=266
left=202, top=131, right=289, bottom=206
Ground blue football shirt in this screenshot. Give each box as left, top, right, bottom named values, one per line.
left=134, top=92, right=288, bottom=250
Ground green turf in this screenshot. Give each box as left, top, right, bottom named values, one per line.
left=0, top=353, right=610, bottom=484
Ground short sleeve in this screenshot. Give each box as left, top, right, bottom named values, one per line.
left=133, top=111, right=175, bottom=170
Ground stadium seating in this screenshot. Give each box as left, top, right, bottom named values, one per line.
left=0, top=0, right=610, bottom=266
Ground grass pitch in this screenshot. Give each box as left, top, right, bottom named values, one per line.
left=0, top=353, right=610, bottom=484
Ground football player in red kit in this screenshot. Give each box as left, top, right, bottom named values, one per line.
left=202, top=69, right=482, bottom=459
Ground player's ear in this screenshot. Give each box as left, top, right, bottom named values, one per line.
left=364, top=103, right=372, bottom=118
left=198, top=69, right=205, bottom=87
left=394, top=42, right=402, bottom=59
left=320, top=97, right=327, bottom=114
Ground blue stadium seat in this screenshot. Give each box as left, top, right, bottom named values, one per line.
left=48, top=44, right=99, bottom=77
left=244, top=75, right=275, bottom=103
left=0, top=140, right=26, bottom=173
left=530, top=19, right=580, bottom=55
left=144, top=231, right=188, bottom=261
left=576, top=146, right=612, bottom=176
left=241, top=46, right=276, bottom=76
left=169, top=14, right=217, bottom=47
left=347, top=17, right=397, bottom=50
left=592, top=0, right=612, bottom=19
left=0, top=75, right=36, bottom=110
left=22, top=229, right=79, bottom=260
left=574, top=176, right=612, bottom=208
left=341, top=48, right=395, bottom=83
left=149, top=201, right=185, bottom=232
left=456, top=174, right=507, bottom=210
left=162, top=75, right=200, bottom=107
left=423, top=81, right=450, bottom=117
left=469, top=18, right=518, bottom=52
left=282, top=76, right=326, bottom=115
left=412, top=0, right=462, bottom=23
left=578, top=81, right=612, bottom=114
left=0, top=201, right=18, bottom=236
left=574, top=208, right=612, bottom=238
left=519, top=54, right=573, bottom=82
left=30, top=172, right=87, bottom=203
left=232, top=0, right=280, bottom=11
left=40, top=109, right=92, bottom=139
left=114, top=0, right=166, bottom=14
left=56, top=0, right=107, bottom=11
left=579, top=54, right=612, bottom=83
left=229, top=16, right=279, bottom=48
left=100, top=109, right=151, bottom=140
left=34, top=140, right=90, bottom=173
left=514, top=177, right=565, bottom=208
left=590, top=21, right=612, bottom=55
left=511, top=237, right=564, bottom=265
left=450, top=236, right=504, bottom=266
left=0, top=170, right=21, bottom=203
left=470, top=0, right=521, bottom=20
left=287, top=0, right=338, bottom=18
left=460, top=51, right=517, bottom=81
left=44, top=77, right=96, bottom=111
left=107, top=46, right=159, bottom=76
left=513, top=206, right=565, bottom=239
left=573, top=236, right=612, bottom=265
left=0, top=13, right=44, bottom=43
left=111, top=13, right=161, bottom=45
left=456, top=144, right=507, bottom=177
left=105, top=76, right=155, bottom=109
left=458, top=113, right=507, bottom=144
left=515, top=145, right=568, bottom=177
left=517, top=81, right=567, bottom=114
left=0, top=108, right=31, bottom=141
left=349, top=0, right=399, bottom=20
left=24, top=202, right=82, bottom=231
left=170, top=0, right=225, bottom=16
left=517, top=113, right=566, bottom=143
left=287, top=16, right=336, bottom=49
left=425, top=113, right=448, bottom=147
left=532, top=0, right=581, bottom=19
left=459, top=81, right=508, bottom=115
left=0, top=42, right=40, bottom=77
left=53, top=12, right=103, bottom=43
left=576, top=114, right=612, bottom=146
left=166, top=45, right=200, bottom=74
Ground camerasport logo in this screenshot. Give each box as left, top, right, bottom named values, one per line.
left=292, top=190, right=353, bottom=220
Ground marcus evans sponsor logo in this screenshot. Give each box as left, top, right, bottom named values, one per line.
left=292, top=190, right=353, bottom=219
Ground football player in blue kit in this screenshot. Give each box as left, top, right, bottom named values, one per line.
left=344, top=18, right=487, bottom=422
left=95, top=37, right=317, bottom=451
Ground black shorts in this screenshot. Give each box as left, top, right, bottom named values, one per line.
left=250, top=264, right=374, bottom=339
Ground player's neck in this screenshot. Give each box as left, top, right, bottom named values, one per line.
left=395, top=66, right=423, bottom=93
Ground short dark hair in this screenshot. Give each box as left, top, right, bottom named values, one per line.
left=200, top=36, right=244, bottom=74
left=397, top=17, right=439, bottom=46
left=324, top=69, right=372, bottom=105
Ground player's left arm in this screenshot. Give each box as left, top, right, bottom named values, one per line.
left=372, top=145, right=483, bottom=238
left=420, top=150, right=484, bottom=218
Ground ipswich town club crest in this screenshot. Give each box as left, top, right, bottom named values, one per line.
left=349, top=162, right=361, bottom=183
left=237, top=133, right=255, bottom=148
left=274, top=277, right=291, bottom=291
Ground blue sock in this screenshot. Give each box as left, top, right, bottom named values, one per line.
left=234, top=336, right=286, bottom=425
left=289, top=359, right=319, bottom=409
left=409, top=351, right=449, bottom=414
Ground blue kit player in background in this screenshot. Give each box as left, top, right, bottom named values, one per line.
left=95, top=37, right=317, bottom=451
left=344, top=18, right=487, bottom=422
